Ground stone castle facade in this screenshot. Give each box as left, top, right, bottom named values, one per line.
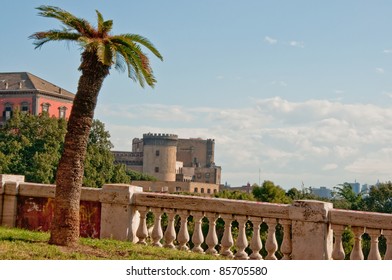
left=113, top=133, right=222, bottom=194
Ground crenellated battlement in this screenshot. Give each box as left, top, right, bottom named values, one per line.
left=143, top=133, right=178, bottom=147
left=143, top=132, right=178, bottom=139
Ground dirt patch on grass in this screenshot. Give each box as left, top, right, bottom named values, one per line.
left=57, top=244, right=114, bottom=259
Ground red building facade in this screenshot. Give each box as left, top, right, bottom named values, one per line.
left=0, top=72, right=74, bottom=125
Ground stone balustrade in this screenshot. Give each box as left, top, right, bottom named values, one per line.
left=330, top=209, right=392, bottom=260
left=1, top=175, right=392, bottom=260
left=132, top=193, right=330, bottom=260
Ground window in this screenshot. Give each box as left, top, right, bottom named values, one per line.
left=3, top=104, right=13, bottom=120
left=194, top=188, right=198, bottom=193
left=207, top=189, right=211, bottom=194
left=156, top=150, right=160, bottom=156
left=41, top=103, right=50, bottom=113
left=58, top=106, right=67, bottom=119
left=21, top=102, right=29, bottom=113
left=155, top=167, right=159, bottom=173
left=201, top=188, right=205, bottom=193
left=176, top=186, right=181, bottom=192
left=205, top=173, right=210, bottom=178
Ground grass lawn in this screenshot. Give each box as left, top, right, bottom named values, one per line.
left=0, top=227, right=224, bottom=260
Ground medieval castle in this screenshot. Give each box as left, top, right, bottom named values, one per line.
left=113, top=133, right=222, bottom=194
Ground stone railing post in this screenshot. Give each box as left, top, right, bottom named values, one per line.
left=100, top=184, right=142, bottom=242
left=289, top=200, right=333, bottom=260
left=0, top=175, right=25, bottom=227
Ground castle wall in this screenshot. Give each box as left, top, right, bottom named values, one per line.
left=131, top=180, right=220, bottom=194
left=142, top=133, right=178, bottom=182
left=177, top=138, right=215, bottom=167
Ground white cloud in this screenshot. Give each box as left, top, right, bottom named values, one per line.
left=334, top=90, right=345, bottom=94
left=97, top=97, right=392, bottom=189
left=376, top=67, right=385, bottom=74
left=264, top=36, right=278, bottom=45
left=323, top=163, right=338, bottom=171
left=382, top=91, right=392, bottom=98
left=289, top=41, right=305, bottom=48
left=383, top=49, right=392, bottom=54
left=271, top=80, right=287, bottom=87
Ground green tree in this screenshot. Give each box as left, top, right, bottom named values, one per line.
left=30, top=6, right=162, bottom=246
left=0, top=110, right=67, bottom=183
left=83, top=119, right=130, bottom=188
left=252, top=180, right=291, bottom=204
left=363, top=182, right=392, bottom=213
left=332, top=183, right=363, bottom=210
left=214, top=189, right=255, bottom=201
left=126, top=169, right=157, bottom=181
left=111, top=164, right=131, bottom=185
left=83, top=120, right=131, bottom=188
left=286, top=187, right=318, bottom=200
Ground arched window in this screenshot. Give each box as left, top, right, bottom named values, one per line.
left=58, top=106, right=67, bottom=118
left=3, top=103, right=13, bottom=120
left=194, top=188, right=198, bottom=193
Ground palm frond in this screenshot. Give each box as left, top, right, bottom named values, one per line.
left=36, top=6, right=95, bottom=37
left=96, top=10, right=104, bottom=32
left=32, top=6, right=162, bottom=88
left=116, top=44, right=157, bottom=88
left=97, top=42, right=115, bottom=66
left=29, top=30, right=81, bottom=49
left=96, top=10, right=113, bottom=36
left=113, top=53, right=127, bottom=73
left=113, top=34, right=163, bottom=61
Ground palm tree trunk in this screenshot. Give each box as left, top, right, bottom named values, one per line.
left=49, top=52, right=109, bottom=246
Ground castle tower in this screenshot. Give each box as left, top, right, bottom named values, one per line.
left=142, top=133, right=178, bottom=181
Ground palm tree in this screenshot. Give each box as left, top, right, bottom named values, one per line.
left=30, top=6, right=162, bottom=246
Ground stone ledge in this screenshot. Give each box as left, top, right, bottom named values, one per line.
left=289, top=200, right=333, bottom=223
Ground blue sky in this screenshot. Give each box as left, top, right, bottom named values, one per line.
left=2, top=0, right=392, bottom=189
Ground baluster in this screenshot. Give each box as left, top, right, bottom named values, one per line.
left=249, top=217, right=263, bottom=260
left=366, top=228, right=382, bottom=260
left=205, top=213, right=219, bottom=255
left=350, top=226, right=364, bottom=260
left=331, top=224, right=345, bottom=260
left=383, top=230, right=392, bottom=260
left=234, top=215, right=249, bottom=260
left=220, top=214, right=234, bottom=258
left=177, top=210, right=190, bottom=251
left=191, top=211, right=205, bottom=253
left=136, top=206, right=149, bottom=245
left=151, top=208, right=163, bottom=247
left=163, top=209, right=177, bottom=249
left=265, top=218, right=278, bottom=260
left=280, top=219, right=292, bottom=260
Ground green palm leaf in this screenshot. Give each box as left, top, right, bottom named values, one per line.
left=31, top=5, right=162, bottom=87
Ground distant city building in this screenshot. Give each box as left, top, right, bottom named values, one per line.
left=0, top=72, right=74, bottom=126
left=361, top=184, right=370, bottom=195
left=348, top=182, right=361, bottom=194
left=224, top=182, right=253, bottom=193
left=113, top=133, right=222, bottom=194
left=311, top=186, right=332, bottom=199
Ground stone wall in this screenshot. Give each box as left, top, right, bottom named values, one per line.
left=0, top=175, right=141, bottom=241
left=2, top=174, right=392, bottom=259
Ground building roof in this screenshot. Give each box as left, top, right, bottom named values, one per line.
left=0, top=72, right=75, bottom=100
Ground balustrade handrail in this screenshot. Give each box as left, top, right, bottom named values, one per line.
left=133, top=192, right=290, bottom=219
left=330, top=208, right=392, bottom=230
